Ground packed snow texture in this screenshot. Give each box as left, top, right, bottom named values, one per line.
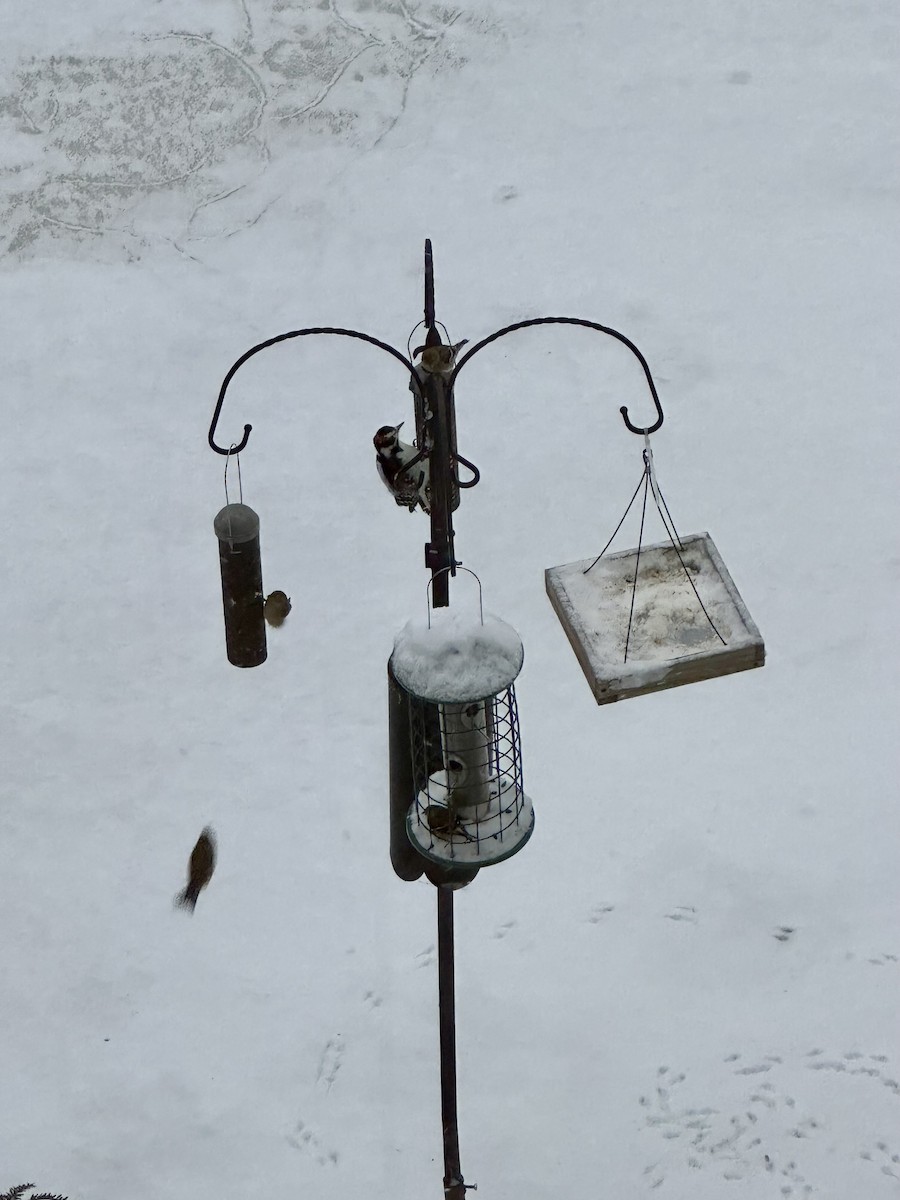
left=391, top=609, right=524, bottom=701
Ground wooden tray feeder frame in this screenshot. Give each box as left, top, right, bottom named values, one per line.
left=547, top=530, right=765, bottom=705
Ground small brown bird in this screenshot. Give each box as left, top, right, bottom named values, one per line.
left=413, top=339, right=468, bottom=375
left=264, top=590, right=292, bottom=627
left=174, top=826, right=216, bottom=913
left=423, top=804, right=458, bottom=837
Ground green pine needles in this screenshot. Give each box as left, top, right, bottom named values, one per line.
left=1, top=1186, right=68, bottom=1200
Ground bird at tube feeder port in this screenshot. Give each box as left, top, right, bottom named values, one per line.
left=412, top=338, right=468, bottom=374
left=174, top=826, right=217, bottom=913
left=264, top=590, right=292, bottom=627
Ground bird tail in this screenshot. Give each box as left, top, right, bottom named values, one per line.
left=174, top=885, right=200, bottom=912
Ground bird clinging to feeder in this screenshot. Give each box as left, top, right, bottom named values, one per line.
left=413, top=338, right=468, bottom=375
left=264, top=590, right=292, bottom=627
left=373, top=423, right=430, bottom=512
left=174, top=826, right=217, bottom=913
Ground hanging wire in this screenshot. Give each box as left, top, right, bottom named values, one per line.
left=224, top=444, right=243, bottom=506
left=583, top=468, right=648, bottom=574
left=426, top=566, right=484, bottom=628
left=650, top=473, right=728, bottom=650
left=407, top=319, right=453, bottom=363
left=220, top=445, right=245, bottom=548
left=583, top=440, right=728, bottom=660
left=624, top=468, right=652, bottom=662
left=642, top=434, right=680, bottom=550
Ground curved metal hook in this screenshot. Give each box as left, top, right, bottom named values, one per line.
left=449, top=316, right=665, bottom=435
left=208, top=327, right=421, bottom=456
left=454, top=453, right=480, bottom=489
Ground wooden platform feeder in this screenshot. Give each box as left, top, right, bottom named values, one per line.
left=545, top=532, right=764, bottom=705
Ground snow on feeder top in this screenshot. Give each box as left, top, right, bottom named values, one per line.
left=390, top=582, right=534, bottom=870
left=391, top=608, right=524, bottom=704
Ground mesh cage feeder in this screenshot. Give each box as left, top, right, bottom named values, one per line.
left=214, top=503, right=267, bottom=668
left=390, top=582, right=535, bottom=870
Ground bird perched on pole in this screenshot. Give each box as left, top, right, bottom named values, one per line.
left=174, top=826, right=217, bottom=913
left=413, top=338, right=468, bottom=375
left=373, top=423, right=430, bottom=512
left=264, top=590, right=292, bottom=627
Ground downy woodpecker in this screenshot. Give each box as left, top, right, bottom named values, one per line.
left=373, top=423, right=430, bottom=512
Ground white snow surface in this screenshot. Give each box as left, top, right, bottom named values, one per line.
left=392, top=609, right=524, bottom=701
left=1, top=2, right=898, bottom=1199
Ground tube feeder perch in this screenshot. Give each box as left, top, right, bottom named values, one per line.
left=390, top=605, right=535, bottom=871
left=546, top=531, right=764, bottom=704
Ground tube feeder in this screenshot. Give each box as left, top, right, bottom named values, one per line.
left=214, top=503, right=267, bottom=668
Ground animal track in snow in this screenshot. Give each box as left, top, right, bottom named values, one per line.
left=664, top=905, right=698, bottom=924
left=287, top=1118, right=340, bottom=1166
left=415, top=944, right=436, bottom=969
left=492, top=920, right=516, bottom=939
left=586, top=903, right=615, bottom=923
left=362, top=989, right=382, bottom=1010
left=860, top=1141, right=900, bottom=1180
left=640, top=1048, right=900, bottom=1194
left=315, top=1035, right=344, bottom=1091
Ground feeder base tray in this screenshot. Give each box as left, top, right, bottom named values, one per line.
left=407, top=776, right=535, bottom=867
left=545, top=532, right=764, bottom=705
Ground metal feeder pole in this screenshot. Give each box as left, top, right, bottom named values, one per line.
left=438, top=884, right=465, bottom=1200
left=419, top=240, right=469, bottom=1200
left=423, top=365, right=456, bottom=609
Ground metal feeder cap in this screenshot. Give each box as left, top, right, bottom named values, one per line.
left=214, top=503, right=260, bottom=544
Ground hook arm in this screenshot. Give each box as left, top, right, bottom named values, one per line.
left=208, top=327, right=420, bottom=456
left=449, top=316, right=665, bottom=435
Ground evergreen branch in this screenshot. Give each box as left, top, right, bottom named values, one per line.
left=1, top=1187, right=69, bottom=1200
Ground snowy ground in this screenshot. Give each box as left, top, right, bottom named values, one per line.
left=1, top=1, right=898, bottom=1197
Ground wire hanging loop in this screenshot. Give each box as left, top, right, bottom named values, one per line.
left=426, top=566, right=484, bottom=629
left=581, top=436, right=728, bottom=660
left=223, top=444, right=244, bottom=507
left=642, top=433, right=662, bottom=514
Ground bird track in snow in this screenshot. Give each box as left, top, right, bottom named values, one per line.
left=286, top=1118, right=340, bottom=1166
left=315, top=1036, right=344, bottom=1091
left=640, top=1050, right=900, bottom=1193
